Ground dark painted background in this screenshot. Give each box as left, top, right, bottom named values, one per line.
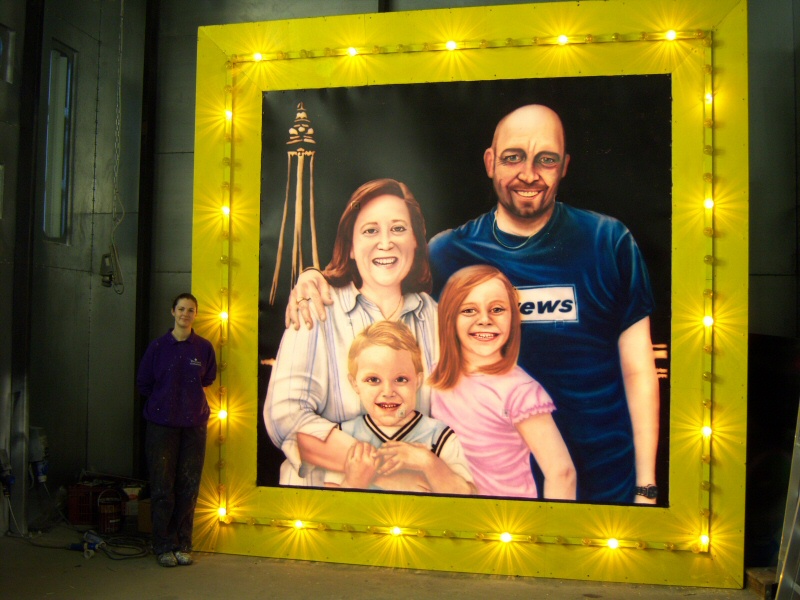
left=256, top=76, right=672, bottom=504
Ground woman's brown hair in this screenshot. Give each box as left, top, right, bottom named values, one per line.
left=322, top=178, right=431, bottom=294
left=428, top=265, right=521, bottom=390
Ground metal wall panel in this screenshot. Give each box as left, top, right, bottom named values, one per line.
left=24, top=0, right=145, bottom=491
left=747, top=0, right=798, bottom=336
left=33, top=16, right=99, bottom=272
left=748, top=0, right=796, bottom=276
left=0, top=121, right=19, bottom=253
left=28, top=266, right=91, bottom=483
left=0, top=5, right=23, bottom=126
left=83, top=0, right=145, bottom=476
left=154, top=34, right=196, bottom=154
left=0, top=0, right=27, bottom=534
left=87, top=214, right=139, bottom=474
left=157, top=0, right=378, bottom=37
left=151, top=152, right=194, bottom=274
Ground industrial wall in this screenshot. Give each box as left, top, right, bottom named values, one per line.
left=747, top=0, right=799, bottom=334
left=0, top=0, right=26, bottom=535
left=0, top=0, right=797, bottom=534
left=0, top=0, right=145, bottom=530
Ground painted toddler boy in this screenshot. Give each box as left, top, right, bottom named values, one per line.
left=324, top=321, right=475, bottom=495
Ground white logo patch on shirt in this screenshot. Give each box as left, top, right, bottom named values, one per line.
left=516, top=285, right=578, bottom=323
left=190, top=358, right=202, bottom=367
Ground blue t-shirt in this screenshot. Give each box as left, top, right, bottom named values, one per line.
left=137, top=330, right=217, bottom=427
left=428, top=203, right=654, bottom=503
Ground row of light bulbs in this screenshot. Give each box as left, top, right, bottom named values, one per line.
left=229, top=29, right=706, bottom=64
left=211, top=509, right=712, bottom=553
left=208, top=26, right=717, bottom=555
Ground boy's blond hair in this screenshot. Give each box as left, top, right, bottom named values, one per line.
left=347, top=321, right=423, bottom=378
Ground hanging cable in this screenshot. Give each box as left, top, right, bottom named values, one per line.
left=109, top=0, right=126, bottom=295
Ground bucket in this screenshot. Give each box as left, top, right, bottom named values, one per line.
left=97, top=488, right=124, bottom=534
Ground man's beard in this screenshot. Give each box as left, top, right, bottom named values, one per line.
left=496, top=188, right=554, bottom=221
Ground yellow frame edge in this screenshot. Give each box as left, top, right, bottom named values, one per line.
left=190, top=0, right=749, bottom=587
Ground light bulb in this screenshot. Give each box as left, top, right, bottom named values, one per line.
left=557, top=35, right=569, bottom=45
left=703, top=316, right=713, bottom=327
left=253, top=52, right=263, bottom=62
left=391, top=526, right=402, bottom=536
left=608, top=538, right=619, bottom=549
left=702, top=426, right=712, bottom=437
left=446, top=40, right=457, bottom=51
left=347, top=47, right=358, bottom=56
left=222, top=206, right=231, bottom=215
left=666, top=30, right=677, bottom=40
left=218, top=507, right=227, bottom=517
left=218, top=409, right=228, bottom=420
left=704, top=198, right=714, bottom=209
left=500, top=532, right=513, bottom=543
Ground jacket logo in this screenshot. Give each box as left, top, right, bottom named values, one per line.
left=190, top=358, right=202, bottom=367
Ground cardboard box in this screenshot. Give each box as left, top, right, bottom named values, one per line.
left=138, top=498, right=152, bottom=533
left=122, top=486, right=141, bottom=516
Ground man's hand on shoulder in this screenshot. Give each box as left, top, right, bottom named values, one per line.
left=285, top=269, right=333, bottom=330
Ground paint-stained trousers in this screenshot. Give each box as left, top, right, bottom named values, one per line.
left=145, top=421, right=207, bottom=555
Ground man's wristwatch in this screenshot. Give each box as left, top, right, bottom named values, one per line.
left=634, top=484, right=658, bottom=499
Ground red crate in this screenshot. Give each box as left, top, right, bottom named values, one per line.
left=67, top=484, right=105, bottom=526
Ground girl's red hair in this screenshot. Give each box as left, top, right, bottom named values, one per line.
left=429, top=265, right=521, bottom=390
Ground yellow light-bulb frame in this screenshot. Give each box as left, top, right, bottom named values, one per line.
left=191, top=0, right=748, bottom=588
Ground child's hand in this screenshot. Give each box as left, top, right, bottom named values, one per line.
left=341, top=442, right=379, bottom=489
left=376, top=441, right=432, bottom=476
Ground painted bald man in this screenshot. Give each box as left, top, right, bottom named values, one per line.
left=427, top=105, right=659, bottom=504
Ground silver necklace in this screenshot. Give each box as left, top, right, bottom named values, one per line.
left=491, top=213, right=535, bottom=250
left=385, top=295, right=404, bottom=321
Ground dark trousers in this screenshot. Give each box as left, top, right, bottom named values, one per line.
left=145, top=421, right=207, bottom=554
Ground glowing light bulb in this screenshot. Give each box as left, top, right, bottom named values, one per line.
left=222, top=206, right=231, bottom=215
left=347, top=47, right=358, bottom=56
left=704, top=198, right=714, bottom=209
left=220, top=311, right=229, bottom=321
left=557, top=35, right=569, bottom=45
left=700, top=534, right=710, bottom=545
left=705, top=93, right=713, bottom=104
left=500, top=532, right=513, bottom=543
left=218, top=409, right=228, bottom=420
left=225, top=110, right=233, bottom=120
left=294, top=520, right=304, bottom=529
left=253, top=52, right=263, bottom=62
left=446, top=40, right=457, bottom=51
left=702, top=426, right=712, bottom=437
left=218, top=507, right=227, bottom=517
left=607, top=538, right=619, bottom=549
left=391, top=526, right=402, bottom=536
left=665, top=30, right=677, bottom=40
left=703, top=315, right=714, bottom=327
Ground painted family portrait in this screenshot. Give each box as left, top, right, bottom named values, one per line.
left=256, top=76, right=672, bottom=506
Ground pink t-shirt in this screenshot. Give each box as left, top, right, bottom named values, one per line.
left=430, top=365, right=555, bottom=498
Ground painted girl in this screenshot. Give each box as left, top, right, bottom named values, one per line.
left=429, top=265, right=576, bottom=499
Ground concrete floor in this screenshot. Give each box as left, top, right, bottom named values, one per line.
left=1, top=525, right=764, bottom=600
